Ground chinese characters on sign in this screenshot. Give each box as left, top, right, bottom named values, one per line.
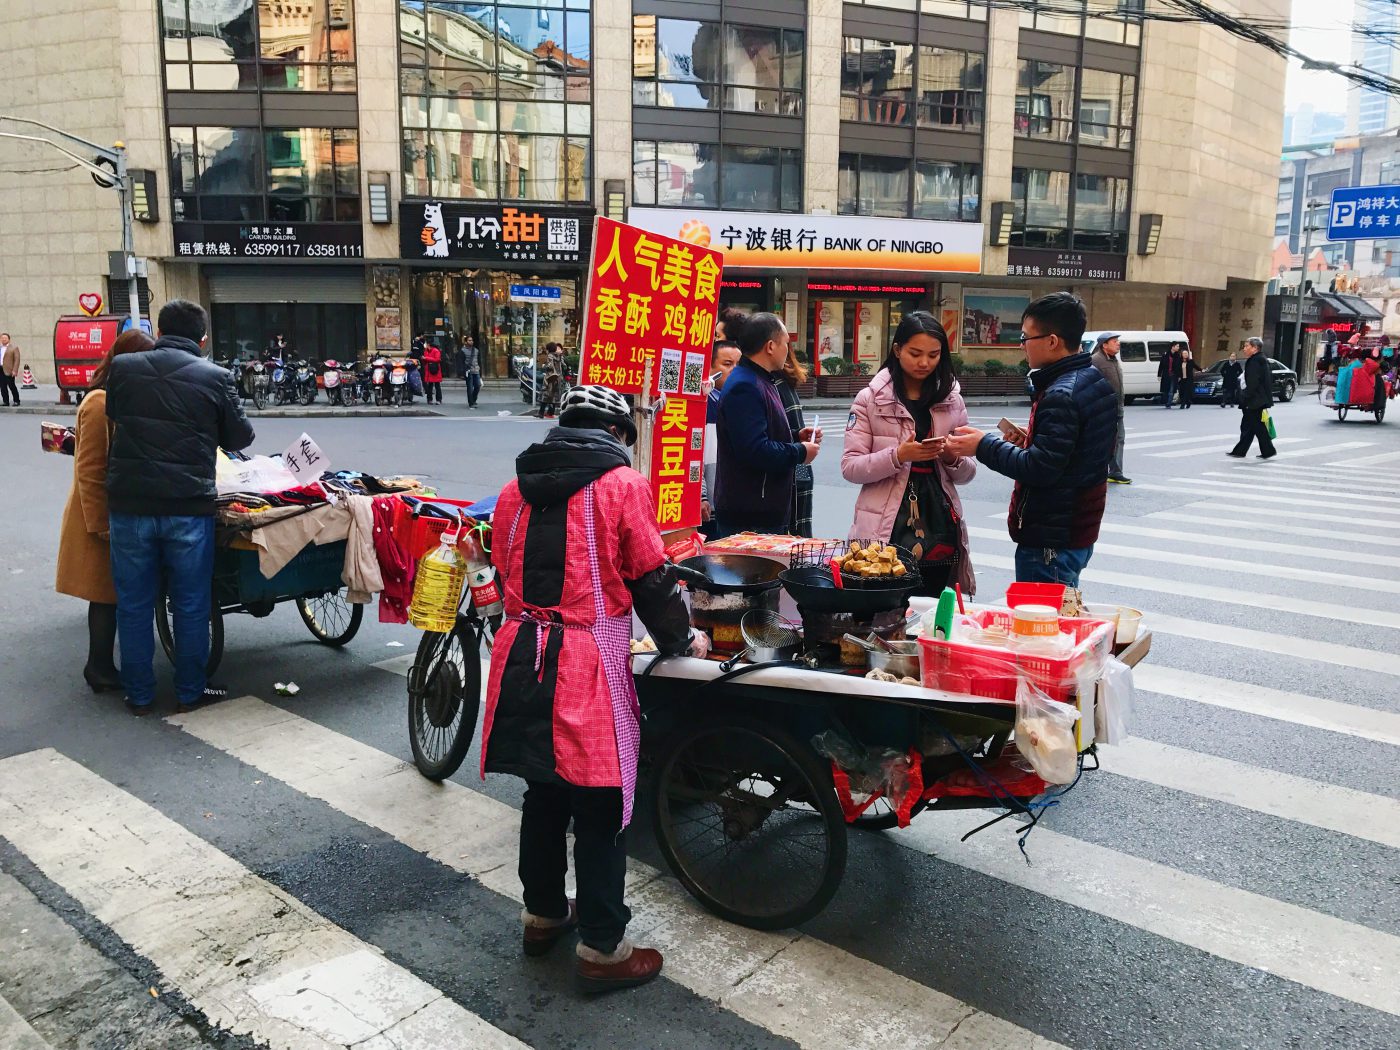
left=399, top=201, right=592, bottom=265
left=173, top=222, right=364, bottom=259
left=1326, top=185, right=1400, bottom=241
left=281, top=432, right=329, bottom=485
left=578, top=217, right=723, bottom=530
left=1005, top=248, right=1126, bottom=282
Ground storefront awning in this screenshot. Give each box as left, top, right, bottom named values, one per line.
left=1315, top=293, right=1359, bottom=320
left=1333, top=293, right=1383, bottom=321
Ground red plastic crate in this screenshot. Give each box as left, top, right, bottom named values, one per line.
left=393, top=496, right=483, bottom=564
left=919, top=609, right=1113, bottom=702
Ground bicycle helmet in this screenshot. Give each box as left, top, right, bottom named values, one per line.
left=558, top=384, right=637, bottom=446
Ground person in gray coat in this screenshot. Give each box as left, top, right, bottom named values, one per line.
left=1090, top=332, right=1131, bottom=484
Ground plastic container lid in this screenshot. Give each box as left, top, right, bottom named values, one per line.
left=1013, top=604, right=1060, bottom=637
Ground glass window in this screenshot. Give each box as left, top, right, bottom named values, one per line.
left=1079, top=68, right=1135, bottom=149
left=920, top=0, right=988, bottom=18
left=839, top=154, right=979, bottom=222
left=1016, top=60, right=1074, bottom=142
left=633, top=17, right=801, bottom=115
left=841, top=38, right=915, bottom=126
left=915, top=160, right=979, bottom=221
left=499, top=133, right=589, bottom=202
left=1073, top=173, right=1129, bottom=252
left=721, top=145, right=785, bottom=211
left=633, top=141, right=793, bottom=211
left=161, top=1, right=355, bottom=92
left=917, top=47, right=983, bottom=130
left=1011, top=167, right=1071, bottom=249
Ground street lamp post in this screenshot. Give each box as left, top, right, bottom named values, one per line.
left=1294, top=199, right=1320, bottom=375
left=0, top=116, right=141, bottom=331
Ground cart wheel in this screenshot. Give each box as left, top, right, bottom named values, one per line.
left=296, top=590, right=363, bottom=646
left=1338, top=404, right=1349, bottom=421
left=155, top=590, right=225, bottom=677
left=652, top=717, right=847, bottom=930
left=252, top=380, right=266, bottom=411
left=407, top=622, right=482, bottom=780
left=850, top=794, right=929, bottom=832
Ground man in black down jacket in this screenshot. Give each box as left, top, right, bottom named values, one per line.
left=1227, top=337, right=1276, bottom=459
left=106, top=300, right=255, bottom=715
left=945, top=293, right=1117, bottom=588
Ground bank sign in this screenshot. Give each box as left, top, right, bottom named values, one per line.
left=1326, top=184, right=1400, bottom=241
left=400, top=201, right=593, bottom=265
left=626, top=207, right=982, bottom=274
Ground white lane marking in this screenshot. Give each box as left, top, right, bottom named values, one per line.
left=971, top=547, right=1400, bottom=632
left=1346, top=449, right=1400, bottom=467
left=1144, top=510, right=1400, bottom=548
left=1128, top=433, right=1239, bottom=451
left=1127, top=483, right=1400, bottom=519
left=0, top=996, right=49, bottom=1050
left=1090, top=520, right=1400, bottom=571
left=1274, top=441, right=1375, bottom=459
left=1122, top=429, right=1186, bottom=438
left=975, top=553, right=1399, bottom=673
left=1222, top=458, right=1400, bottom=483
left=893, top=812, right=1400, bottom=1019
left=373, top=654, right=417, bottom=676
left=1135, top=665, right=1400, bottom=748
left=1104, top=737, right=1400, bottom=850
left=0, top=750, right=529, bottom=1050
left=1147, top=439, right=1306, bottom=458
left=1197, top=472, right=1400, bottom=504
left=171, top=699, right=1062, bottom=1050
left=1173, top=500, right=1400, bottom=530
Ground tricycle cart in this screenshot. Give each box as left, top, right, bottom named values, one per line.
left=1321, top=364, right=1392, bottom=422
left=156, top=537, right=363, bottom=676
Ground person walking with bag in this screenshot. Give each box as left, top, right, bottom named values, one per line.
left=422, top=342, right=443, bottom=404
left=841, top=312, right=976, bottom=598
left=55, top=329, right=155, bottom=693
left=1228, top=337, right=1277, bottom=459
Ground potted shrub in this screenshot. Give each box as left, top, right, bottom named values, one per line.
left=819, top=360, right=873, bottom=397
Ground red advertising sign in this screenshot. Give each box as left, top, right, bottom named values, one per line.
left=649, top=395, right=706, bottom=530
left=77, top=293, right=104, bottom=316
left=53, top=316, right=120, bottom=392
left=579, top=217, right=724, bottom=396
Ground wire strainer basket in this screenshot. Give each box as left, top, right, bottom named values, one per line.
left=741, top=608, right=803, bottom=650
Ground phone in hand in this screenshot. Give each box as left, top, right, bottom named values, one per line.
left=997, top=417, right=1027, bottom=443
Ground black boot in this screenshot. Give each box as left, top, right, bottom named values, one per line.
left=83, top=602, right=122, bottom=693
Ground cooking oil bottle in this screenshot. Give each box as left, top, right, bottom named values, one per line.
left=409, top=528, right=468, bottom=632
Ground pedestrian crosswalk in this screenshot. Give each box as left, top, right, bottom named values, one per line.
left=4, top=416, right=1400, bottom=1049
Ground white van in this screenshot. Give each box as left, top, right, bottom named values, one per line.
left=1080, top=330, right=1190, bottom=403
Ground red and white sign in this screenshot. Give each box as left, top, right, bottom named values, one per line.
left=53, top=315, right=119, bottom=391
left=77, top=293, right=104, bottom=317
left=578, top=218, right=722, bottom=530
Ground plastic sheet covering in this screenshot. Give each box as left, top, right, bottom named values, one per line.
left=1013, top=679, right=1081, bottom=784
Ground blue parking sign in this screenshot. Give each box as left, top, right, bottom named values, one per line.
left=1327, top=184, right=1400, bottom=241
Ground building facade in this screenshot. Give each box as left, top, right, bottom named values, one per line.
left=1347, top=0, right=1400, bottom=136
left=0, top=0, right=1286, bottom=383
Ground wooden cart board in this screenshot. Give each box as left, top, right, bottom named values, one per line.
left=1116, top=630, right=1152, bottom=669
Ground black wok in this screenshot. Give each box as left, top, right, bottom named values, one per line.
left=779, top=565, right=917, bottom=616
left=672, top=555, right=784, bottom=596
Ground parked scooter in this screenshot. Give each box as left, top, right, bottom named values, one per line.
left=353, top=359, right=375, bottom=406
left=294, top=357, right=317, bottom=405
left=322, top=359, right=347, bottom=406
left=270, top=356, right=296, bottom=405
left=370, top=355, right=390, bottom=406
left=388, top=357, right=409, bottom=407
left=244, top=356, right=271, bottom=410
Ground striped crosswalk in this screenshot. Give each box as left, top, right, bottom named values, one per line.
left=4, top=407, right=1400, bottom=1049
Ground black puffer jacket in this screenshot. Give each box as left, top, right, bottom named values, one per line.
left=106, top=335, right=255, bottom=516
left=977, top=352, right=1117, bottom=550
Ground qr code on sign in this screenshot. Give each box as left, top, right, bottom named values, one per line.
left=548, top=218, right=579, bottom=252
left=688, top=462, right=701, bottom=483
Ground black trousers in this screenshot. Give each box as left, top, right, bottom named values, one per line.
left=424, top=380, right=442, bottom=403
left=0, top=373, right=19, bottom=404
left=1231, top=407, right=1276, bottom=457
left=520, top=779, right=630, bottom=954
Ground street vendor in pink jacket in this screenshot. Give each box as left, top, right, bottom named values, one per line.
left=841, top=312, right=977, bottom=597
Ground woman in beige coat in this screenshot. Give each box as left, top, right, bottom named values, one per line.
left=56, top=329, right=154, bottom=691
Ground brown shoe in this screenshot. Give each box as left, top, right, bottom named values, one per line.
left=522, top=900, right=577, bottom=957
left=575, top=943, right=663, bottom=993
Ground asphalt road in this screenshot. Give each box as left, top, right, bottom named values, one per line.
left=2, top=387, right=1399, bottom=1049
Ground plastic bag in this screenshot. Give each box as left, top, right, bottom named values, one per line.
left=1094, top=657, right=1136, bottom=745
left=1014, top=679, right=1080, bottom=784
left=811, top=731, right=919, bottom=824
left=216, top=453, right=297, bottom=495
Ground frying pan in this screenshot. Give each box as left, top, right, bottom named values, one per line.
left=672, top=554, right=784, bottom=596
left=779, top=565, right=918, bottom=616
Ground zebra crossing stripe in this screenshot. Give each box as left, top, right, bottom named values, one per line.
left=0, top=749, right=530, bottom=1050
left=1273, top=441, right=1375, bottom=459
left=1147, top=438, right=1306, bottom=458
left=1175, top=500, right=1400, bottom=531
left=1144, top=510, right=1400, bottom=548
left=1163, top=476, right=1400, bottom=510
left=170, top=698, right=1064, bottom=1050
left=1196, top=473, right=1400, bottom=504
left=1092, top=520, right=1400, bottom=570
left=1127, top=483, right=1400, bottom=519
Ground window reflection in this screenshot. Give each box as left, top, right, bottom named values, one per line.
left=841, top=38, right=915, bottom=126
left=160, top=0, right=356, bottom=91
left=1015, top=60, right=1075, bottom=142
left=633, top=16, right=802, bottom=115
left=633, top=140, right=799, bottom=212
left=838, top=154, right=980, bottom=221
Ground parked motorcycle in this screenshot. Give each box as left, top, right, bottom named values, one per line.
left=519, top=361, right=576, bottom=406
left=389, top=358, right=409, bottom=407
left=245, top=357, right=270, bottom=410
left=322, top=359, right=347, bottom=406
left=295, top=358, right=317, bottom=406
left=354, top=360, right=375, bottom=406
left=370, top=355, right=390, bottom=406
left=270, top=357, right=296, bottom=405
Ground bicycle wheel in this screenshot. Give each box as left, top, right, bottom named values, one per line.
left=252, top=379, right=267, bottom=411
left=849, top=794, right=929, bottom=832
left=296, top=590, right=363, bottom=646
left=652, top=716, right=847, bottom=930
left=155, top=589, right=225, bottom=677
left=407, top=622, right=483, bottom=780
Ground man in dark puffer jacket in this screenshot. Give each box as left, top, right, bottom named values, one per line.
left=945, top=293, right=1117, bottom=587
left=106, top=299, right=255, bottom=715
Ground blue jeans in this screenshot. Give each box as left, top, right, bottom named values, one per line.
left=1015, top=544, right=1094, bottom=588
left=109, top=514, right=215, bottom=706
left=465, top=371, right=481, bottom=406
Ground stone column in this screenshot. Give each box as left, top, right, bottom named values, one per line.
left=981, top=9, right=1020, bottom=278
left=357, top=0, right=407, bottom=353
left=804, top=0, right=842, bottom=213
left=594, top=0, right=634, bottom=207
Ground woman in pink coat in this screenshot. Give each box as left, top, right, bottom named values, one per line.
left=841, top=311, right=976, bottom=597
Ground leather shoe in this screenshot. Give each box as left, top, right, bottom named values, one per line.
left=576, top=945, right=663, bottom=993
left=523, top=900, right=577, bottom=957
left=1258, top=452, right=1277, bottom=460
left=84, top=666, right=123, bottom=693
left=1226, top=451, right=1246, bottom=458
left=124, top=698, right=154, bottom=717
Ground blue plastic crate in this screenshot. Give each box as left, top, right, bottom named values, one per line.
left=215, top=541, right=347, bottom=605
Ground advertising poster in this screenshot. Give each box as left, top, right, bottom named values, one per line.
left=375, top=308, right=402, bottom=351
left=578, top=217, right=724, bottom=530
left=961, top=289, right=1030, bottom=349
left=855, top=301, right=885, bottom=371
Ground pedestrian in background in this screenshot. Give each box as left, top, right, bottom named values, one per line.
left=0, top=333, right=21, bottom=407
left=714, top=313, right=820, bottom=537
left=105, top=300, right=255, bottom=715
left=945, top=293, right=1116, bottom=588
left=55, top=329, right=155, bottom=694
left=1220, top=351, right=1243, bottom=407
left=777, top=350, right=814, bottom=537
left=1228, top=337, right=1277, bottom=460
left=701, top=338, right=740, bottom=533
left=459, top=335, right=481, bottom=408
left=422, top=342, right=443, bottom=404
left=1157, top=341, right=1181, bottom=408
left=1177, top=347, right=1200, bottom=409
left=841, top=311, right=976, bottom=597
left=1091, top=332, right=1131, bottom=484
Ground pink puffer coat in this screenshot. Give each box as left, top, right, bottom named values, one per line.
left=840, top=369, right=977, bottom=596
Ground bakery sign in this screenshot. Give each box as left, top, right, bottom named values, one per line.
left=1007, top=248, right=1126, bottom=282
left=400, top=201, right=594, bottom=265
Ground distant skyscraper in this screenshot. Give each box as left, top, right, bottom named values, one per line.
left=1350, top=0, right=1400, bottom=134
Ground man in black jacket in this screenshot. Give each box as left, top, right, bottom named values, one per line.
left=1228, top=337, right=1276, bottom=459
left=106, top=300, right=255, bottom=715
left=945, top=293, right=1117, bottom=587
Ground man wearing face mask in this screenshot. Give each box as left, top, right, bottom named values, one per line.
left=713, top=313, right=821, bottom=537
left=944, top=293, right=1117, bottom=587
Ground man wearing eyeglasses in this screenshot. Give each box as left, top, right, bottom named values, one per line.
left=943, top=292, right=1117, bottom=588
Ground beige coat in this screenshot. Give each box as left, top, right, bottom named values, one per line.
left=55, top=390, right=116, bottom=604
left=0, top=342, right=19, bottom=375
